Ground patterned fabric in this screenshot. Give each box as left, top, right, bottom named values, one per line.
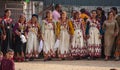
left=70, top=18, right=87, bottom=57
left=1, top=17, right=13, bottom=54
left=86, top=19, right=101, bottom=57
left=56, top=21, right=70, bottom=58
left=42, top=20, right=55, bottom=56
left=13, top=22, right=27, bottom=53
left=26, top=22, right=39, bottom=54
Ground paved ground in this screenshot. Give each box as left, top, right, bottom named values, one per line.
left=15, top=59, right=120, bottom=70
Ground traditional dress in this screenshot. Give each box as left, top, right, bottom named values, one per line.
left=26, top=22, right=39, bottom=56
left=86, top=19, right=101, bottom=57
left=0, top=22, right=6, bottom=51
left=1, top=17, right=13, bottom=54
left=97, top=14, right=106, bottom=58
left=42, top=20, right=55, bottom=56
left=13, top=22, right=27, bottom=57
left=1, top=58, right=15, bottom=70
left=103, top=20, right=119, bottom=56
left=70, top=18, right=86, bottom=57
left=56, top=20, right=70, bottom=58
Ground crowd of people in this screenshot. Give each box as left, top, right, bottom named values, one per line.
left=0, top=4, right=120, bottom=63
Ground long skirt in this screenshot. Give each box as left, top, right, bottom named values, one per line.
left=87, top=27, right=101, bottom=57
left=43, top=29, right=55, bottom=56
left=26, top=32, right=38, bottom=54
left=58, top=29, right=70, bottom=58
left=71, top=29, right=87, bottom=57
left=104, top=33, right=115, bottom=56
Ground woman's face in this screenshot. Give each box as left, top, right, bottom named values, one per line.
left=5, top=10, right=11, bottom=17
left=110, top=9, right=116, bottom=15
left=108, top=12, right=114, bottom=19
left=19, top=16, right=26, bottom=23
left=74, top=12, right=80, bottom=19
left=6, top=52, right=14, bottom=59
left=61, top=12, right=67, bottom=19
left=97, top=10, right=102, bottom=15
left=47, top=12, right=52, bottom=19
left=32, top=16, right=37, bottom=22
left=91, top=11, right=97, bottom=18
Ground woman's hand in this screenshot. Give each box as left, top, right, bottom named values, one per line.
left=15, top=30, right=21, bottom=36
left=2, top=34, right=6, bottom=40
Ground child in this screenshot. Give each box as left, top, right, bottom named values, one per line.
left=1, top=49, right=15, bottom=70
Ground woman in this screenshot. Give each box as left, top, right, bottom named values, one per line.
left=70, top=11, right=86, bottom=59
left=56, top=11, right=70, bottom=60
left=1, top=9, right=13, bottom=55
left=26, top=14, right=40, bottom=60
left=103, top=11, right=119, bottom=60
left=96, top=7, right=106, bottom=58
left=86, top=10, right=102, bottom=59
left=13, top=14, right=27, bottom=62
left=42, top=11, right=55, bottom=61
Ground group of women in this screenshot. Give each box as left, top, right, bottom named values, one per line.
left=0, top=5, right=120, bottom=62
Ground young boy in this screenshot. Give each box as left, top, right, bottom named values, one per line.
left=1, top=49, right=15, bottom=70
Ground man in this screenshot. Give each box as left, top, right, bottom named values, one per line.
left=52, top=4, right=62, bottom=21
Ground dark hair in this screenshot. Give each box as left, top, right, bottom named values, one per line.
left=32, top=14, right=38, bottom=19
left=73, top=11, right=79, bottom=19
left=97, top=7, right=106, bottom=16
left=107, top=11, right=114, bottom=19
left=5, top=9, right=10, bottom=13
left=80, top=8, right=86, bottom=13
left=91, top=10, right=97, bottom=13
left=45, top=10, right=51, bottom=18
left=55, top=4, right=60, bottom=9
left=102, top=10, right=105, bottom=16
left=7, top=49, right=14, bottom=53
left=97, top=7, right=102, bottom=11
left=111, top=7, right=118, bottom=14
